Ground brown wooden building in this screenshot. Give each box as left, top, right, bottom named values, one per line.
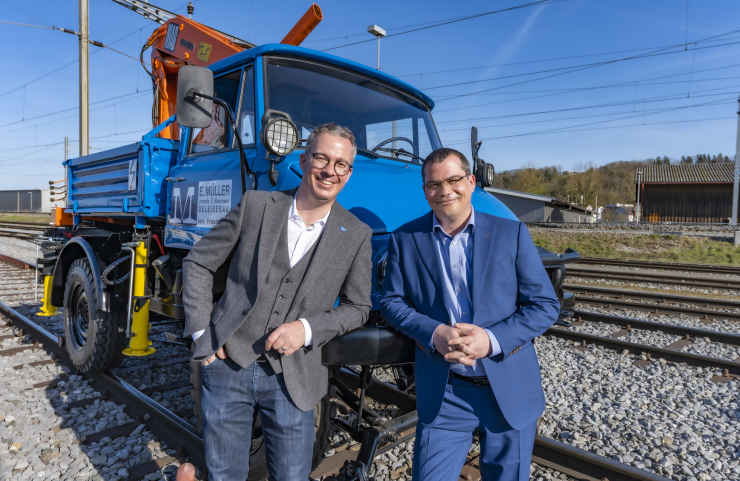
left=635, top=164, right=736, bottom=223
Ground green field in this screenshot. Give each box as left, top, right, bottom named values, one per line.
left=0, top=213, right=50, bottom=224
left=531, top=230, right=740, bottom=266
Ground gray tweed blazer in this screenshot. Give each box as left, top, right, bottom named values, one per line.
left=182, top=188, right=372, bottom=411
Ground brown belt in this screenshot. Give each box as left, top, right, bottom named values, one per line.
left=449, top=371, right=490, bottom=386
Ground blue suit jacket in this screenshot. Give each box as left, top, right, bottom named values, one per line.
left=380, top=211, right=559, bottom=429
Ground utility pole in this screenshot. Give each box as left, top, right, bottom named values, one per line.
left=367, top=25, right=386, bottom=71
left=64, top=137, right=69, bottom=163
left=79, top=0, right=89, bottom=157
left=732, top=96, right=740, bottom=226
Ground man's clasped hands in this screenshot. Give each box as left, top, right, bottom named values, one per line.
left=432, top=323, right=493, bottom=366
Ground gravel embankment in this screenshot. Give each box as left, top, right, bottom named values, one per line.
left=535, top=335, right=740, bottom=480
left=0, top=331, right=195, bottom=480
left=0, top=238, right=38, bottom=267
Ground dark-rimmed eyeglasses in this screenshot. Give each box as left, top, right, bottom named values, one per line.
left=423, top=174, right=470, bottom=192
left=311, top=153, right=353, bottom=176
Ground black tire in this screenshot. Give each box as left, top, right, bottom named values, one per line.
left=63, top=258, right=128, bottom=372
left=189, top=354, right=332, bottom=478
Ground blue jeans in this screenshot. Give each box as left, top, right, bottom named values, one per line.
left=413, top=376, right=537, bottom=481
left=201, top=358, right=314, bottom=481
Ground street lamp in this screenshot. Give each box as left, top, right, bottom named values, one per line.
left=367, top=25, right=386, bottom=71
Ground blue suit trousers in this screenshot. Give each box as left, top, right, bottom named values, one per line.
left=413, top=376, right=536, bottom=481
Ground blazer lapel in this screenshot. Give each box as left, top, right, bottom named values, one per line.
left=290, top=203, right=345, bottom=306
left=256, top=190, right=294, bottom=285
left=471, top=214, right=496, bottom=311
left=411, top=212, right=452, bottom=312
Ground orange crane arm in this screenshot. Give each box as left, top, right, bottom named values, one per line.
left=114, top=1, right=324, bottom=140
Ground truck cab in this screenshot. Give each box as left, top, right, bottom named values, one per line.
left=161, top=43, right=576, bottom=317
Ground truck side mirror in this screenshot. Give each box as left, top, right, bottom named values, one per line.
left=176, top=66, right=214, bottom=128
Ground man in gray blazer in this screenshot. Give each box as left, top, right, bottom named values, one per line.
left=182, top=123, right=372, bottom=481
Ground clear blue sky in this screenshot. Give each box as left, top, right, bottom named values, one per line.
left=1, top=0, right=739, bottom=190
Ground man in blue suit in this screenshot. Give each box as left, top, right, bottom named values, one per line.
left=380, top=147, right=560, bottom=481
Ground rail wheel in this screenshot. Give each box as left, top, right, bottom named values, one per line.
left=63, top=258, right=127, bottom=372
left=189, top=355, right=332, bottom=479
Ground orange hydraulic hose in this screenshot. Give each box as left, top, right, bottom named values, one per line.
left=280, top=4, right=323, bottom=46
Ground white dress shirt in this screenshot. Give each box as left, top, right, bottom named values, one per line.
left=191, top=196, right=330, bottom=346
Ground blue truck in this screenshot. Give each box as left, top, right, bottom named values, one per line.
left=45, top=42, right=579, bottom=479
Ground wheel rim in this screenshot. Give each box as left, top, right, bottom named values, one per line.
left=68, top=282, right=90, bottom=351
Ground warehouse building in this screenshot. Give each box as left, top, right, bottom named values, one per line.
left=484, top=187, right=594, bottom=223
left=0, top=190, right=64, bottom=213
left=635, top=164, right=735, bottom=223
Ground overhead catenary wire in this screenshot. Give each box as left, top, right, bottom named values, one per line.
left=442, top=97, right=736, bottom=144
left=443, top=115, right=736, bottom=146
left=320, top=0, right=561, bottom=52
left=430, top=62, right=740, bottom=118
left=392, top=35, right=740, bottom=79
left=432, top=31, right=740, bottom=103
left=0, top=0, right=197, bottom=101
left=427, top=36, right=740, bottom=95
left=0, top=91, right=151, bottom=137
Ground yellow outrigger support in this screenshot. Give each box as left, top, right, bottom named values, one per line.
left=122, top=240, right=156, bottom=357
left=36, top=275, right=57, bottom=317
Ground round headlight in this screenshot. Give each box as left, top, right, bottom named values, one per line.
left=262, top=118, right=298, bottom=157
left=485, top=163, right=495, bottom=186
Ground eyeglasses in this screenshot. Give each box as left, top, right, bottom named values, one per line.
left=311, top=153, right=353, bottom=176
left=423, top=174, right=471, bottom=192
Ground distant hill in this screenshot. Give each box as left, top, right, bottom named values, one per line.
left=492, top=154, right=735, bottom=206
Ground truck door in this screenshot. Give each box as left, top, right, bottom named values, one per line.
left=165, top=66, right=257, bottom=249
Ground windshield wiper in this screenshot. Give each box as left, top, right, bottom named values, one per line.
left=375, top=147, right=423, bottom=162
left=356, top=147, right=379, bottom=160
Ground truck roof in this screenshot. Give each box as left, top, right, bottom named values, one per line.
left=207, top=43, right=435, bottom=110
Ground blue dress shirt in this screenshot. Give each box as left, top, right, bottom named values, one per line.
left=430, top=208, right=502, bottom=377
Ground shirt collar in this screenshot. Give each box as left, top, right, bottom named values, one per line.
left=290, top=196, right=330, bottom=226
left=432, top=207, right=475, bottom=237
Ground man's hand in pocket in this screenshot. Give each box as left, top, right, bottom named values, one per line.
left=195, top=335, right=227, bottom=366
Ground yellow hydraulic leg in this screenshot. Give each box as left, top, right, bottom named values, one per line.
left=36, top=275, right=57, bottom=316
left=123, top=241, right=156, bottom=357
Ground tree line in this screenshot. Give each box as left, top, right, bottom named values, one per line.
left=492, top=154, right=736, bottom=207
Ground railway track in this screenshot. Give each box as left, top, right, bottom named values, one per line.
left=0, top=221, right=47, bottom=240
left=578, top=257, right=740, bottom=276
left=566, top=266, right=740, bottom=291
left=0, top=254, right=676, bottom=481
left=565, top=284, right=740, bottom=323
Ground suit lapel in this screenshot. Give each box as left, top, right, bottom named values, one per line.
left=411, top=212, right=452, bottom=313
left=471, top=214, right=496, bottom=311
left=256, top=190, right=294, bottom=286
left=291, top=203, right=345, bottom=306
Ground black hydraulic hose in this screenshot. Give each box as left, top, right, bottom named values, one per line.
left=101, top=255, right=132, bottom=285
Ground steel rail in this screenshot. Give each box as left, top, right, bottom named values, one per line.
left=572, top=294, right=740, bottom=323
left=532, top=435, right=670, bottom=481
left=565, top=284, right=740, bottom=311
left=573, top=310, right=740, bottom=346
left=338, top=370, right=672, bottom=481
left=0, top=300, right=206, bottom=470
left=566, top=267, right=740, bottom=291
left=546, top=327, right=740, bottom=375
left=577, top=257, right=740, bottom=276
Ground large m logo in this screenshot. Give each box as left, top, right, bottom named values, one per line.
left=168, top=185, right=197, bottom=225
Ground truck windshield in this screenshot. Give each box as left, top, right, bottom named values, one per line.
left=265, top=57, right=441, bottom=163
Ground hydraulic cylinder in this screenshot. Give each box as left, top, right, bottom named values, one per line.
left=123, top=240, right=156, bottom=357
left=36, top=275, right=57, bottom=317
